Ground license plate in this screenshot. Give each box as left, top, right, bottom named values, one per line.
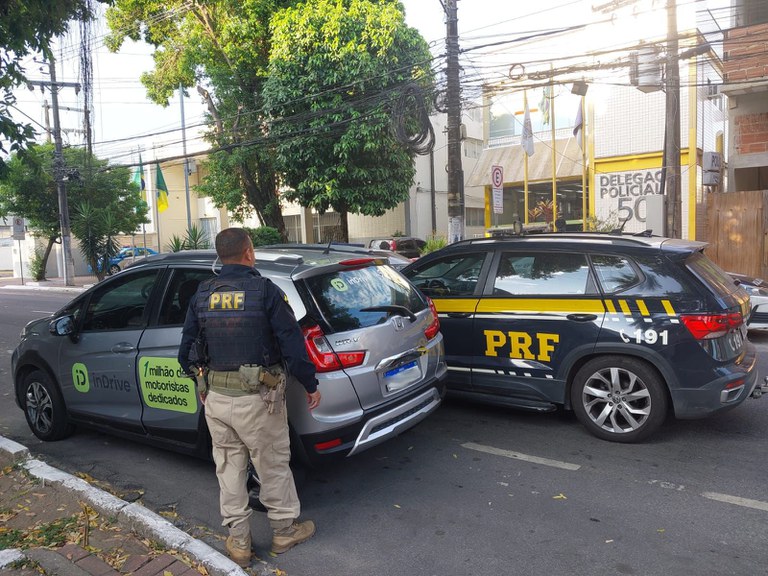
left=385, top=360, right=418, bottom=378
left=384, top=360, right=421, bottom=393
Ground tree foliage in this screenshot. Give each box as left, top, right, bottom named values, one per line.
left=0, top=1, right=102, bottom=174
left=105, top=0, right=292, bottom=236
left=0, top=144, right=149, bottom=279
left=262, top=0, right=433, bottom=238
left=106, top=0, right=433, bottom=241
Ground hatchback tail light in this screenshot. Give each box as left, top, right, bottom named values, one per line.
left=302, top=324, right=365, bottom=372
left=424, top=297, right=440, bottom=340
left=680, top=312, right=743, bottom=340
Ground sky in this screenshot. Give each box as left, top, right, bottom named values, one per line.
left=8, top=0, right=729, bottom=168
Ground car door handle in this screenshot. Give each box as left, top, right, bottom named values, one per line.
left=447, top=312, right=472, bottom=318
left=567, top=313, right=598, bottom=322
left=111, top=343, right=136, bottom=353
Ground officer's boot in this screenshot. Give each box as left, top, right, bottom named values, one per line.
left=226, top=523, right=252, bottom=567
left=271, top=519, right=316, bottom=554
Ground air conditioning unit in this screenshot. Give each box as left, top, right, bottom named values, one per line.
left=706, top=81, right=721, bottom=99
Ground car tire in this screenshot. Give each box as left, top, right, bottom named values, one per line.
left=570, top=356, right=668, bottom=443
left=246, top=461, right=306, bottom=512
left=21, top=370, right=74, bottom=441
left=108, top=264, right=121, bottom=275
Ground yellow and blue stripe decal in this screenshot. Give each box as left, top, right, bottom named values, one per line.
left=432, top=297, right=681, bottom=323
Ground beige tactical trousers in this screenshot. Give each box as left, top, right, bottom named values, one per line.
left=204, top=390, right=300, bottom=545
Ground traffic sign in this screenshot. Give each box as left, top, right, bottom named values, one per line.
left=491, top=165, right=503, bottom=189
left=12, top=217, right=25, bottom=240
left=491, top=165, right=504, bottom=215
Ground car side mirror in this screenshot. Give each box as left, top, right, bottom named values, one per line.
left=49, top=315, right=76, bottom=337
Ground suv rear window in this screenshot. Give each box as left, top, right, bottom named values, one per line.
left=306, top=265, right=426, bottom=332
left=686, top=251, right=738, bottom=298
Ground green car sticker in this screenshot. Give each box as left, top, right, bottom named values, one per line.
left=72, top=363, right=89, bottom=393
left=138, top=357, right=198, bottom=414
left=330, top=278, right=348, bottom=292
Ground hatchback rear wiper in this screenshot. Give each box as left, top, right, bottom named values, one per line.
left=360, top=305, right=417, bottom=322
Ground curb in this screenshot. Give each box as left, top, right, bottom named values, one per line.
left=0, top=436, right=248, bottom=576
left=0, top=284, right=89, bottom=293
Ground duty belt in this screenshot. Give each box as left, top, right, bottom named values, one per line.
left=208, top=370, right=249, bottom=396
left=208, top=364, right=283, bottom=397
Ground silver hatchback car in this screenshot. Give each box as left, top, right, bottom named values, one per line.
left=12, top=246, right=447, bottom=466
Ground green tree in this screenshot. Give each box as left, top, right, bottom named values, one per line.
left=0, top=144, right=149, bottom=280
left=105, top=0, right=292, bottom=237
left=0, top=1, right=102, bottom=174
left=262, top=0, right=433, bottom=240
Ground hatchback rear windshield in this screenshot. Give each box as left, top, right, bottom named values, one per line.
left=305, top=265, right=426, bottom=333
left=686, top=251, right=738, bottom=298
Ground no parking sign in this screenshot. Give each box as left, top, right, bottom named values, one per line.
left=12, top=217, right=24, bottom=240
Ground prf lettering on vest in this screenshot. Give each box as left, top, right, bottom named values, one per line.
left=209, top=291, right=245, bottom=310
left=484, top=330, right=560, bottom=362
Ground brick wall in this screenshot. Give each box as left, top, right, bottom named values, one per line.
left=724, top=23, right=768, bottom=82
left=735, top=112, right=768, bottom=154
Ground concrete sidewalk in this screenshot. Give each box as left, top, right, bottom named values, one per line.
left=0, top=274, right=95, bottom=293
left=0, top=437, right=276, bottom=576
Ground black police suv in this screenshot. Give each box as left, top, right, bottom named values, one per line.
left=402, top=233, right=762, bottom=442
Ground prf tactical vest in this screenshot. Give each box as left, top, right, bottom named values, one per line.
left=195, top=274, right=280, bottom=371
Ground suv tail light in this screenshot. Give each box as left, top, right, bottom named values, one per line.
left=424, top=297, right=440, bottom=340
left=302, top=324, right=365, bottom=372
left=680, top=312, right=743, bottom=340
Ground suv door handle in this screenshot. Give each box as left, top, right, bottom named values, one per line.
left=447, top=312, right=472, bottom=318
left=111, top=342, right=136, bottom=353
left=567, top=313, right=598, bottom=322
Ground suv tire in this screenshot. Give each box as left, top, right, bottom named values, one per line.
left=21, top=370, right=74, bottom=441
left=571, top=357, right=667, bottom=443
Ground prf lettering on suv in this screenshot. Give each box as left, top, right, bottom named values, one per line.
left=402, top=232, right=764, bottom=443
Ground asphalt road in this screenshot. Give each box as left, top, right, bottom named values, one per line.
left=2, top=289, right=768, bottom=576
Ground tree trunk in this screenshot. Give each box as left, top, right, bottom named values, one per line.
left=338, top=210, right=349, bottom=243
left=37, top=236, right=57, bottom=281
left=240, top=161, right=287, bottom=240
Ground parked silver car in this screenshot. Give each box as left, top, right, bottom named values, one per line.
left=731, top=272, right=768, bottom=332
left=13, top=246, right=447, bottom=466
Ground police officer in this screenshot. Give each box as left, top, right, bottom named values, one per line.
left=178, top=227, right=321, bottom=566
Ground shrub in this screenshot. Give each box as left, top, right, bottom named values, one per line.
left=245, top=226, right=283, bottom=247
left=28, top=248, right=46, bottom=281
left=421, top=233, right=447, bottom=255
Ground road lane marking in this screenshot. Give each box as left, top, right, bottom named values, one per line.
left=701, top=492, right=768, bottom=512
left=461, top=442, right=581, bottom=471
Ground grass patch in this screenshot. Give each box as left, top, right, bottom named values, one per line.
left=0, top=514, right=81, bottom=550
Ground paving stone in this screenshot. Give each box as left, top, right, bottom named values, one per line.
left=58, top=544, right=91, bottom=562
left=76, top=553, right=118, bottom=576
left=129, top=553, right=177, bottom=576
left=119, top=554, right=153, bottom=574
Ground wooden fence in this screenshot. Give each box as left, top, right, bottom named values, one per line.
left=706, top=190, right=768, bottom=278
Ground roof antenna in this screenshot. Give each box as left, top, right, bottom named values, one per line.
left=322, top=239, right=332, bottom=255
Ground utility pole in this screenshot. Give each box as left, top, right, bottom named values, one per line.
left=445, top=0, right=465, bottom=242
left=663, top=0, right=681, bottom=238
left=179, top=84, right=192, bottom=230
left=29, top=59, right=79, bottom=286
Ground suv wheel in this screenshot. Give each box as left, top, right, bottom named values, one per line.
left=571, top=357, right=667, bottom=443
left=21, top=370, right=74, bottom=441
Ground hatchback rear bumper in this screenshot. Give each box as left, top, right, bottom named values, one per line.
left=296, top=377, right=445, bottom=464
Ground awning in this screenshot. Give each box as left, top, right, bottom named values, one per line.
left=467, top=138, right=584, bottom=188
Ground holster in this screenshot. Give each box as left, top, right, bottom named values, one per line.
left=194, top=368, right=209, bottom=397
left=238, top=364, right=286, bottom=414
